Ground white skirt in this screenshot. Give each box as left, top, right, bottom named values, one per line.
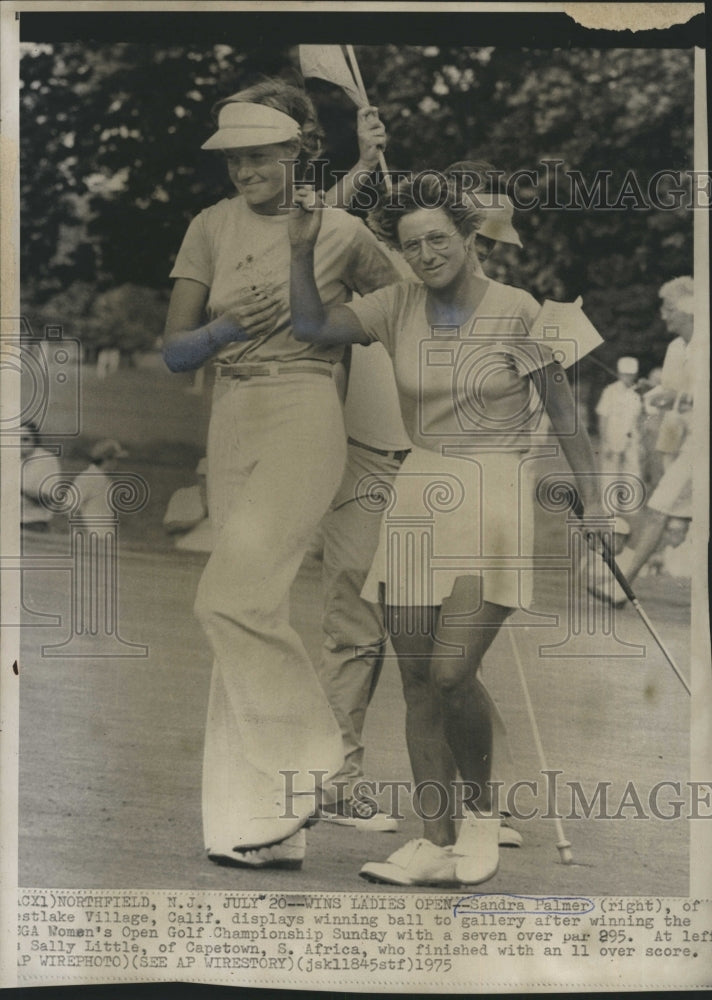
left=362, top=446, right=536, bottom=609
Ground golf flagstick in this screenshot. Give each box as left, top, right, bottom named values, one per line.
left=507, top=629, right=573, bottom=865
left=345, top=45, right=392, bottom=194
left=594, top=532, right=692, bottom=696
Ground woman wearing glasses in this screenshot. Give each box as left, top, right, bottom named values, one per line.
left=288, top=175, right=604, bottom=886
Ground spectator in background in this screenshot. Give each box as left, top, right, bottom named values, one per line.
left=164, top=457, right=214, bottom=553
left=595, top=356, right=642, bottom=478
left=20, top=422, right=62, bottom=531
left=96, top=346, right=121, bottom=380
left=656, top=515, right=692, bottom=579
left=592, top=276, right=695, bottom=597
left=72, top=439, right=129, bottom=526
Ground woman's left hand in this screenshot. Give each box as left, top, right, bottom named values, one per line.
left=356, top=106, right=386, bottom=170
left=288, top=186, right=324, bottom=250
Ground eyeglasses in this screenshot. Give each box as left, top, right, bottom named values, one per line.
left=400, top=230, right=458, bottom=260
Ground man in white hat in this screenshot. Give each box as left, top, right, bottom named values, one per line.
left=595, top=355, right=642, bottom=477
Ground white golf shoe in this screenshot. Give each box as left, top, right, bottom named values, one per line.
left=499, top=820, right=524, bottom=848
left=359, top=838, right=458, bottom=886
left=208, top=828, right=306, bottom=870
left=452, top=812, right=501, bottom=884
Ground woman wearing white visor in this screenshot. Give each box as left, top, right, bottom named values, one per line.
left=163, top=80, right=400, bottom=869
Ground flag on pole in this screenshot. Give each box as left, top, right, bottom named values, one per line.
left=298, top=45, right=366, bottom=108
left=299, top=44, right=392, bottom=195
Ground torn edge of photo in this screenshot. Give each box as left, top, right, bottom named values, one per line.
left=1, top=1, right=710, bottom=994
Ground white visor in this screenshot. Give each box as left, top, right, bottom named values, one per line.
left=202, top=102, right=301, bottom=150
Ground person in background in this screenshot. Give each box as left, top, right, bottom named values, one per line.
left=593, top=276, right=694, bottom=596
left=72, top=439, right=129, bottom=526
left=96, top=346, right=120, bottom=380
left=655, top=515, right=692, bottom=579
left=164, top=457, right=209, bottom=534
left=20, top=422, right=62, bottom=532
left=595, top=356, right=642, bottom=478
left=314, top=109, right=407, bottom=832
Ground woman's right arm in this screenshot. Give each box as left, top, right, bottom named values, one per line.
left=288, top=198, right=370, bottom=346
left=162, top=278, right=280, bottom=372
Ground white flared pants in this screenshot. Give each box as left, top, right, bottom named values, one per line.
left=195, top=373, right=346, bottom=853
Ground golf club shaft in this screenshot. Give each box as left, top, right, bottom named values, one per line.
left=595, top=534, right=691, bottom=696
left=507, top=630, right=573, bottom=864
left=629, top=598, right=691, bottom=695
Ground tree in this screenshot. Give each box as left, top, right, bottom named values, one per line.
left=20, top=42, right=693, bottom=375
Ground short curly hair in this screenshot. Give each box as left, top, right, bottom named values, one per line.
left=659, top=275, right=694, bottom=314
left=367, top=173, right=483, bottom=251
left=212, top=78, right=324, bottom=164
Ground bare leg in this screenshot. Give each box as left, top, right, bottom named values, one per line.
left=430, top=576, right=510, bottom=814
left=386, top=605, right=457, bottom=847
left=386, top=578, right=510, bottom=841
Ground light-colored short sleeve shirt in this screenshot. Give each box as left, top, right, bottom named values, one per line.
left=344, top=278, right=551, bottom=451
left=661, top=336, right=692, bottom=398
left=595, top=380, right=641, bottom=451
left=170, top=197, right=400, bottom=365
